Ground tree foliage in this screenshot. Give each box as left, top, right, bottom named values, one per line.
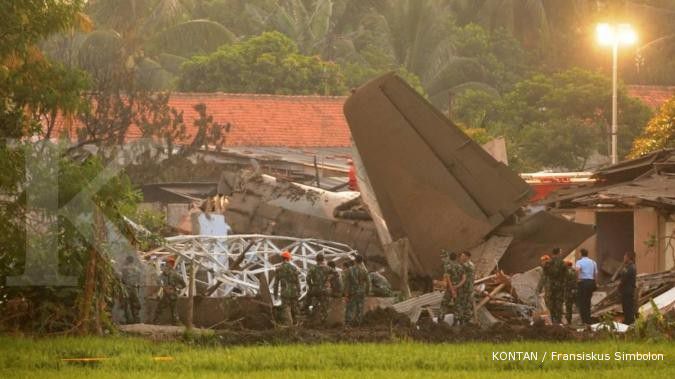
left=178, top=31, right=346, bottom=95
left=452, top=68, right=653, bottom=171
left=630, top=96, right=675, bottom=157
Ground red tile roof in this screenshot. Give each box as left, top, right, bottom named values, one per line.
left=627, top=85, right=675, bottom=110
left=55, top=93, right=352, bottom=148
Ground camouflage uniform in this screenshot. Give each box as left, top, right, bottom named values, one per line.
left=456, top=261, right=475, bottom=324
left=345, top=263, right=370, bottom=325
left=563, top=265, right=577, bottom=324
left=369, top=272, right=393, bottom=297
left=274, top=261, right=301, bottom=325
left=542, top=256, right=566, bottom=323
left=327, top=266, right=343, bottom=297
left=306, top=263, right=331, bottom=322
left=121, top=263, right=142, bottom=324
left=153, top=266, right=186, bottom=324
left=441, top=260, right=464, bottom=318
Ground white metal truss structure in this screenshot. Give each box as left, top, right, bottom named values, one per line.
left=143, top=235, right=355, bottom=304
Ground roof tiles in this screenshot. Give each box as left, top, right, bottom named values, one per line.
left=54, top=92, right=352, bottom=148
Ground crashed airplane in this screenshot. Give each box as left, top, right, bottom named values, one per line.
left=343, top=73, right=595, bottom=279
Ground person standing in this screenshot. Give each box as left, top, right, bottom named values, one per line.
left=327, top=260, right=343, bottom=297
left=273, top=251, right=301, bottom=326
left=345, top=255, right=370, bottom=326
left=441, top=251, right=465, bottom=322
left=153, top=256, right=186, bottom=325
left=563, top=260, right=578, bottom=325
left=544, top=248, right=567, bottom=324
left=121, top=255, right=142, bottom=324
left=575, top=248, right=598, bottom=324
left=618, top=251, right=637, bottom=325
left=456, top=251, right=475, bottom=325
left=306, top=253, right=331, bottom=323
left=347, top=159, right=358, bottom=191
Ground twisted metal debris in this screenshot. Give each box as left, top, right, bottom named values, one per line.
left=143, top=235, right=355, bottom=304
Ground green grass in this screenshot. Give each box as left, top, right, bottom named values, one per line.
left=0, top=336, right=672, bottom=378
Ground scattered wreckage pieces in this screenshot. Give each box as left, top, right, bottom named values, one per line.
left=470, top=236, right=514, bottom=279
left=344, top=73, right=532, bottom=276
left=391, top=291, right=444, bottom=324
left=510, top=267, right=543, bottom=307
left=216, top=169, right=385, bottom=266
left=144, top=235, right=355, bottom=304
left=496, top=211, right=596, bottom=274
left=393, top=271, right=536, bottom=326
left=640, top=286, right=675, bottom=317
left=592, top=270, right=675, bottom=319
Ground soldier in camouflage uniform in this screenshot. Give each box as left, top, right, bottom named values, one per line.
left=540, top=248, right=566, bottom=324
left=345, top=255, right=370, bottom=326
left=121, top=255, right=142, bottom=324
left=456, top=251, right=475, bottom=325
left=153, top=256, right=186, bottom=325
left=563, top=260, right=577, bottom=325
left=327, top=260, right=343, bottom=297
left=306, top=253, right=331, bottom=323
left=440, top=251, right=465, bottom=321
left=369, top=269, right=393, bottom=297
left=274, top=251, right=301, bottom=325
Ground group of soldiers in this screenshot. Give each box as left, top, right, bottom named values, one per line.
left=538, top=247, right=637, bottom=326
left=119, top=254, right=186, bottom=325
left=120, top=250, right=390, bottom=327
left=273, top=251, right=392, bottom=327
left=536, top=248, right=577, bottom=325
left=439, top=251, right=475, bottom=325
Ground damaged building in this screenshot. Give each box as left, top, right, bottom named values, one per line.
left=541, top=149, right=675, bottom=279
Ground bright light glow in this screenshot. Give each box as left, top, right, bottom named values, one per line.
left=597, top=23, right=614, bottom=45
left=618, top=24, right=637, bottom=45
left=597, top=23, right=637, bottom=46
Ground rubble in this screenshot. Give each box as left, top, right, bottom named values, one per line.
left=639, top=285, right=675, bottom=317
left=592, top=270, right=675, bottom=319
left=510, top=267, right=543, bottom=306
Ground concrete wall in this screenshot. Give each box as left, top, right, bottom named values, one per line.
left=574, top=209, right=597, bottom=260
left=663, top=216, right=675, bottom=271
left=574, top=207, right=668, bottom=275
left=634, top=207, right=659, bottom=274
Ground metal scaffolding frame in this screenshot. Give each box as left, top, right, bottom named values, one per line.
left=143, top=235, right=355, bottom=304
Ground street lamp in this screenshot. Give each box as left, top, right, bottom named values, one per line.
left=597, top=23, right=637, bottom=165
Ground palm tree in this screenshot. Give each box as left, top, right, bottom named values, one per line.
left=44, top=0, right=236, bottom=89
left=448, top=0, right=549, bottom=47
left=370, top=0, right=493, bottom=107
left=244, top=0, right=376, bottom=59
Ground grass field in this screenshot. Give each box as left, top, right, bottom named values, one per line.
left=0, top=336, right=672, bottom=378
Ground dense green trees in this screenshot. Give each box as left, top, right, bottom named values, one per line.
left=0, top=1, right=145, bottom=334
left=178, top=31, right=346, bottom=94
left=452, top=68, right=653, bottom=171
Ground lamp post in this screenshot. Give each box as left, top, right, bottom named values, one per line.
left=596, top=23, right=637, bottom=165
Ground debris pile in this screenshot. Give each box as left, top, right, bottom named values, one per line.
left=593, top=270, right=675, bottom=318
left=394, top=270, right=537, bottom=326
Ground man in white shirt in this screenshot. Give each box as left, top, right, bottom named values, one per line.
left=575, top=248, right=598, bottom=324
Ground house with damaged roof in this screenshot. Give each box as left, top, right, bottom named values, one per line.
left=540, top=149, right=675, bottom=278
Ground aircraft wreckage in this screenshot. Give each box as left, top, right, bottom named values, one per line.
left=343, top=73, right=595, bottom=279
left=145, top=73, right=595, bottom=297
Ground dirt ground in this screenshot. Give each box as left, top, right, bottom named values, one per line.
left=120, top=307, right=589, bottom=345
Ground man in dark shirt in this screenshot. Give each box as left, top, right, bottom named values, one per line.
left=619, top=251, right=637, bottom=325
